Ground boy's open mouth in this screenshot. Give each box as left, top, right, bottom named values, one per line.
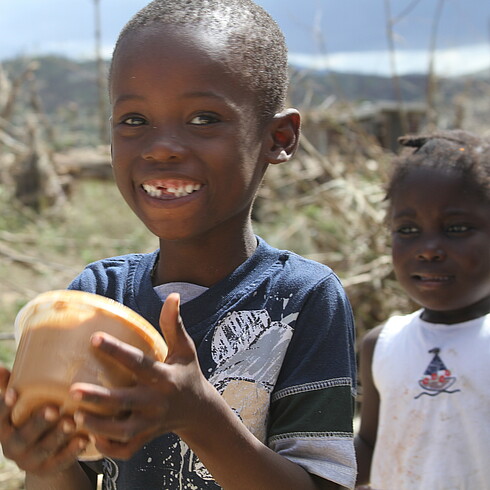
left=142, top=181, right=202, bottom=198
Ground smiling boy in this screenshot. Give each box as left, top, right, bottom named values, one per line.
left=0, top=1, right=357, bottom=489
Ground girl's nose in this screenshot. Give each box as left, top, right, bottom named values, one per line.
left=141, top=128, right=186, bottom=162
left=416, top=245, right=446, bottom=262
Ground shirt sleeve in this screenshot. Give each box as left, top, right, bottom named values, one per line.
left=268, top=273, right=357, bottom=489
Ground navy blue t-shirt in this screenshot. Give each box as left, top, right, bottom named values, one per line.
left=71, top=237, right=357, bottom=489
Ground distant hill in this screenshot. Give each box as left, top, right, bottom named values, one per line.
left=287, top=66, right=490, bottom=108
left=2, top=56, right=105, bottom=116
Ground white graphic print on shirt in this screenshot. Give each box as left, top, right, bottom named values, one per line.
left=102, top=308, right=295, bottom=488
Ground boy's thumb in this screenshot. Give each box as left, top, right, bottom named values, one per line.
left=159, top=293, right=193, bottom=358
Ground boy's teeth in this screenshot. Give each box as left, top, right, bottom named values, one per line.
left=142, top=183, right=202, bottom=197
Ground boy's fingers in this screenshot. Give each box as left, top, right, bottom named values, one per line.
left=74, top=408, right=163, bottom=459
left=74, top=409, right=148, bottom=443
left=159, top=293, right=195, bottom=358
left=39, top=436, right=89, bottom=473
left=70, top=383, right=153, bottom=415
left=2, top=406, right=60, bottom=461
left=20, top=433, right=88, bottom=475
left=90, top=332, right=158, bottom=374
left=23, top=417, right=85, bottom=470
left=90, top=294, right=194, bottom=372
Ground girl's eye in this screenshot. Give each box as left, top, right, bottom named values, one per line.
left=189, top=114, right=220, bottom=126
left=447, top=224, right=471, bottom=233
left=121, top=116, right=146, bottom=127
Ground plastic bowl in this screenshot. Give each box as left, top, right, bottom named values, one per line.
left=8, top=290, right=167, bottom=460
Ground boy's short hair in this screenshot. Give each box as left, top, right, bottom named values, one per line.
left=110, top=0, right=289, bottom=122
left=386, top=129, right=490, bottom=205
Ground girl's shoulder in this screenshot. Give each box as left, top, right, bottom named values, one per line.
left=360, top=310, right=422, bottom=359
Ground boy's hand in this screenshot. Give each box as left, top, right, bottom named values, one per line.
left=71, top=293, right=212, bottom=460
left=0, top=366, right=88, bottom=475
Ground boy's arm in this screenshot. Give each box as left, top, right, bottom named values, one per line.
left=354, top=325, right=382, bottom=486
left=177, top=384, right=344, bottom=490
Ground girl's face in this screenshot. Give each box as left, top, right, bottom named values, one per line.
left=390, top=167, right=490, bottom=323
left=109, top=25, right=272, bottom=244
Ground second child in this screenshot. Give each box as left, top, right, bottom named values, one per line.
left=355, top=130, right=490, bottom=489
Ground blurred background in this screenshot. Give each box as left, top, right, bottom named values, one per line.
left=1, top=1, right=489, bottom=486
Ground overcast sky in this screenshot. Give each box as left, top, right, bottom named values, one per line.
left=2, top=0, right=490, bottom=76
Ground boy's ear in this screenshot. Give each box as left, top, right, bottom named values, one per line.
left=265, top=109, right=301, bottom=165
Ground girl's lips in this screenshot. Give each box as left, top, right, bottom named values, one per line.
left=412, top=273, right=452, bottom=281
left=412, top=273, right=454, bottom=287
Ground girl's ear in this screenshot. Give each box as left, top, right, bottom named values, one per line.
left=265, top=109, right=301, bottom=165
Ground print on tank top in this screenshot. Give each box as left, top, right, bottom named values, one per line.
left=415, top=347, right=461, bottom=399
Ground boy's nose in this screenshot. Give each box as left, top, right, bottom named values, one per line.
left=141, top=129, right=186, bottom=162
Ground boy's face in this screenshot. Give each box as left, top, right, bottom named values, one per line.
left=109, top=25, right=271, bottom=243
left=390, top=167, right=490, bottom=323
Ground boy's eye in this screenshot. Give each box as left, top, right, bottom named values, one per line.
left=189, top=114, right=220, bottom=126
left=395, top=225, right=419, bottom=236
left=121, top=116, right=147, bottom=126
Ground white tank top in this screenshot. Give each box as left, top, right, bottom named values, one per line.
left=370, top=310, right=490, bottom=490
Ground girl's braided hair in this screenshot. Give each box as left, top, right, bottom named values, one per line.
left=386, top=129, right=490, bottom=204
